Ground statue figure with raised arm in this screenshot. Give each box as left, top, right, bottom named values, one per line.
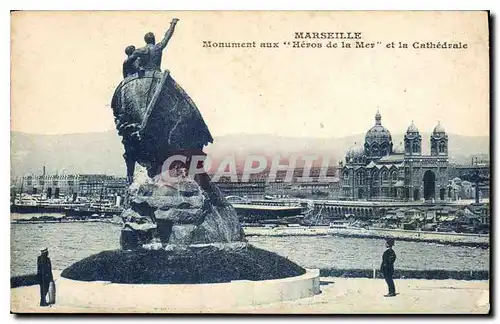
left=112, top=18, right=213, bottom=183
left=110, top=18, right=243, bottom=247
left=135, top=18, right=179, bottom=72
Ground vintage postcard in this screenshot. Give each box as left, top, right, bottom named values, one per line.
left=10, top=11, right=490, bottom=314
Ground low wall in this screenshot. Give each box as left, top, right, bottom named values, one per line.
left=56, top=269, right=320, bottom=310
left=12, top=267, right=488, bottom=290
left=243, top=227, right=489, bottom=248
left=319, top=268, right=490, bottom=281
left=368, top=227, right=488, bottom=239
left=11, top=274, right=38, bottom=288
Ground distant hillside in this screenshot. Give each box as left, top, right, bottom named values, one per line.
left=11, top=131, right=126, bottom=178
left=10, top=131, right=489, bottom=178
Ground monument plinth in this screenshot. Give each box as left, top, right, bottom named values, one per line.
left=119, top=166, right=245, bottom=248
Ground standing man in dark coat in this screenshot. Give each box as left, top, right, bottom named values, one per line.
left=37, top=248, right=53, bottom=306
left=380, top=238, right=397, bottom=297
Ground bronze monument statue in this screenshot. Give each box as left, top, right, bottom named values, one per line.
left=113, top=18, right=213, bottom=183
left=60, top=18, right=306, bottom=287
left=111, top=18, right=243, bottom=248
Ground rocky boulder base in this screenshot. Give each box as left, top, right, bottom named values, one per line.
left=120, top=167, right=245, bottom=248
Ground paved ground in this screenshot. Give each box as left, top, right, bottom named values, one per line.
left=11, top=277, right=489, bottom=314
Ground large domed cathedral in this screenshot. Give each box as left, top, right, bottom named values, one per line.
left=340, top=111, right=450, bottom=201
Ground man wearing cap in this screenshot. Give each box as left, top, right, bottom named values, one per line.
left=37, top=248, right=53, bottom=306
left=380, top=238, right=397, bottom=297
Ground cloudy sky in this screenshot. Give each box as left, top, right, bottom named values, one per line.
left=11, top=11, right=489, bottom=138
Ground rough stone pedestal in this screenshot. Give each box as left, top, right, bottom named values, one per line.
left=120, top=166, right=245, bottom=249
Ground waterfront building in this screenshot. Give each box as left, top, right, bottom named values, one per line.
left=215, top=176, right=267, bottom=199
left=104, top=177, right=129, bottom=197
left=77, top=174, right=123, bottom=198
left=16, top=174, right=79, bottom=198
left=212, top=166, right=341, bottom=199
left=449, top=160, right=490, bottom=200
left=14, top=173, right=127, bottom=200
left=265, top=167, right=341, bottom=199
left=341, top=111, right=450, bottom=201
left=266, top=180, right=340, bottom=199
left=446, top=177, right=475, bottom=200
left=460, top=181, right=474, bottom=199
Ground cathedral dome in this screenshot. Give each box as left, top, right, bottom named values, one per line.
left=365, top=110, right=392, bottom=145
left=406, top=121, right=419, bottom=134
left=346, top=143, right=365, bottom=158
left=433, top=121, right=446, bottom=134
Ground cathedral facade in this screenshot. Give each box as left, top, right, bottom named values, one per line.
left=340, top=111, right=450, bottom=201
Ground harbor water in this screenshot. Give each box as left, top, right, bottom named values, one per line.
left=11, top=222, right=489, bottom=277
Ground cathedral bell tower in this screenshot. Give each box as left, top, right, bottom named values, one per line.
left=430, top=121, right=448, bottom=156
left=404, top=121, right=422, bottom=156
